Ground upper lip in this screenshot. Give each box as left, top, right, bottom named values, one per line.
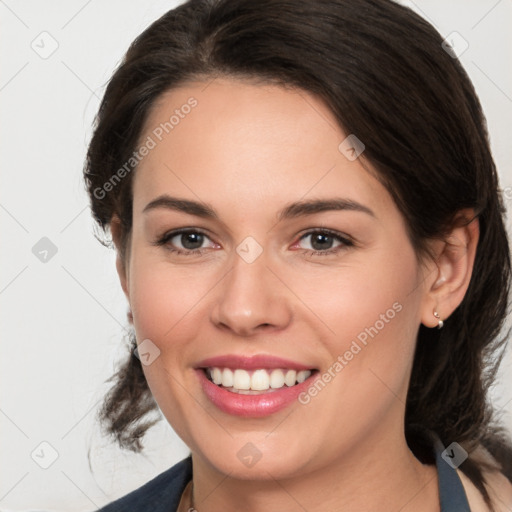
left=196, top=354, right=316, bottom=371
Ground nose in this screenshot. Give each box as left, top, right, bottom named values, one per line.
left=210, top=248, right=293, bottom=337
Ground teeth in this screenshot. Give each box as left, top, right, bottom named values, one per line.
left=269, top=369, right=285, bottom=388
left=206, top=367, right=312, bottom=392
left=222, top=368, right=234, bottom=387
left=251, top=369, right=270, bottom=391
left=285, top=369, right=297, bottom=387
left=212, top=367, right=223, bottom=385
left=233, top=369, right=251, bottom=390
left=296, top=370, right=310, bottom=383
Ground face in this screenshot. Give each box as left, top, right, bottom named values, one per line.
left=120, top=78, right=429, bottom=480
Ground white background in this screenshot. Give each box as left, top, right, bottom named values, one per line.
left=1, top=1, right=511, bottom=510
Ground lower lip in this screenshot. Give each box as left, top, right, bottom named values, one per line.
left=197, top=369, right=316, bottom=417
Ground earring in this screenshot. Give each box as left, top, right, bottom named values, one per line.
left=433, top=311, right=444, bottom=329
left=128, top=309, right=133, bottom=323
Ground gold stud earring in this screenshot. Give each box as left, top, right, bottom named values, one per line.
left=433, top=311, right=444, bottom=329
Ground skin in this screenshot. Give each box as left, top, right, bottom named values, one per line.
left=111, top=77, right=479, bottom=512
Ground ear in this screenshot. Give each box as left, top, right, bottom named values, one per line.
left=420, top=209, right=479, bottom=328
left=110, top=215, right=130, bottom=300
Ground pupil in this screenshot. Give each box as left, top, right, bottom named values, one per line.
left=182, top=233, right=203, bottom=250
left=312, top=233, right=332, bottom=251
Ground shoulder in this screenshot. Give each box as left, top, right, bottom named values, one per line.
left=457, top=446, right=512, bottom=512
left=96, top=456, right=192, bottom=512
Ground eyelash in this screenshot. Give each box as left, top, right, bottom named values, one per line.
left=154, top=228, right=354, bottom=258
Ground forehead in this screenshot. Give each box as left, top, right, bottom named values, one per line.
left=132, top=78, right=393, bottom=219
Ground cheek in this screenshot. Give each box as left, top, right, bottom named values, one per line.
left=128, top=254, right=210, bottom=342
left=292, top=250, right=419, bottom=351
left=126, top=255, right=214, bottom=440
left=292, top=244, right=422, bottom=398
left=290, top=254, right=421, bottom=447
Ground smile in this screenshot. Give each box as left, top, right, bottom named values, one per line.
left=205, top=367, right=313, bottom=394
left=196, top=354, right=318, bottom=417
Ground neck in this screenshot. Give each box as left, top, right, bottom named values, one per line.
left=189, top=427, right=440, bottom=512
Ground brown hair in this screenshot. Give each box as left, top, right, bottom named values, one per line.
left=84, top=0, right=512, bottom=507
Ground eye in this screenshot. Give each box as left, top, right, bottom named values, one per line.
left=296, top=229, right=353, bottom=255
left=154, top=229, right=217, bottom=255
left=154, top=227, right=353, bottom=257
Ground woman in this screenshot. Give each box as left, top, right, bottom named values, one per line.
left=85, top=0, right=512, bottom=510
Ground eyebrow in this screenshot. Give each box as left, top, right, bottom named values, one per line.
left=142, top=195, right=375, bottom=220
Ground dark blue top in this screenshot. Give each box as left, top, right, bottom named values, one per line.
left=95, top=438, right=471, bottom=511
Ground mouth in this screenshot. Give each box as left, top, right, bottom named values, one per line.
left=195, top=355, right=319, bottom=417
left=203, top=367, right=315, bottom=394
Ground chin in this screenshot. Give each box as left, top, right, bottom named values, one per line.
left=190, top=432, right=318, bottom=481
